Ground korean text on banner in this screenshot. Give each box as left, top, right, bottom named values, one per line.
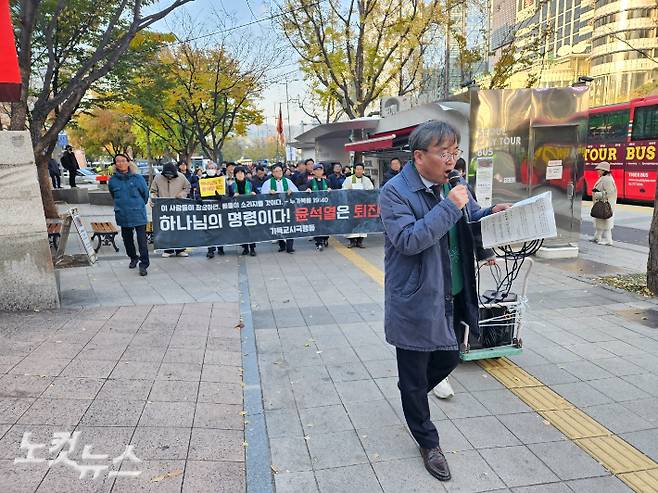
left=480, top=191, right=557, bottom=248
left=152, top=190, right=383, bottom=249
left=199, top=176, right=226, bottom=197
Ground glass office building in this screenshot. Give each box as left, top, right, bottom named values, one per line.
left=488, top=0, right=658, bottom=105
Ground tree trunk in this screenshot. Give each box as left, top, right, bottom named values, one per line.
left=32, top=121, right=60, bottom=219
left=647, top=193, right=658, bottom=294
left=35, top=153, right=60, bottom=219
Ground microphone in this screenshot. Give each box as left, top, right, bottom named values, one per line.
left=447, top=169, right=470, bottom=222
left=448, top=169, right=462, bottom=188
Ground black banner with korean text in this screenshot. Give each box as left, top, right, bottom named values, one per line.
left=152, top=190, right=383, bottom=249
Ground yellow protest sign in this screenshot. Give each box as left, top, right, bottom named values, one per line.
left=199, top=176, right=226, bottom=197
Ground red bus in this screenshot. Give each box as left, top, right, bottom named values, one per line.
left=584, top=95, right=658, bottom=203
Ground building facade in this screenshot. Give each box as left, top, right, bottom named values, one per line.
left=488, top=0, right=658, bottom=106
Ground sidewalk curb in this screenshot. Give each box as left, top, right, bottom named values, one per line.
left=239, top=258, right=274, bottom=493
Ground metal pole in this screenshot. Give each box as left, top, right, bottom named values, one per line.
left=285, top=80, right=291, bottom=162
left=146, top=127, right=154, bottom=186
left=445, top=14, right=450, bottom=99
left=274, top=103, right=279, bottom=162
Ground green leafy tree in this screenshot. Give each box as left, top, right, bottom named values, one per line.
left=122, top=40, right=266, bottom=163
left=166, top=42, right=266, bottom=162
left=278, top=0, right=442, bottom=120
left=9, top=0, right=192, bottom=218
left=487, top=26, right=552, bottom=89
left=69, top=107, right=136, bottom=158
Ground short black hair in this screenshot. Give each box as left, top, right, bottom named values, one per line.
left=390, top=157, right=402, bottom=164
left=454, top=157, right=466, bottom=173
left=409, top=120, right=460, bottom=153
left=271, top=163, right=284, bottom=172
left=226, top=162, right=236, bottom=167
left=304, top=158, right=315, bottom=165
left=256, top=165, right=265, bottom=172
left=354, top=162, right=365, bottom=170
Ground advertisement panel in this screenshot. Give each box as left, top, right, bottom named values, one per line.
left=469, top=88, right=589, bottom=246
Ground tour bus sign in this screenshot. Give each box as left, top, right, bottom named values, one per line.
left=584, top=142, right=658, bottom=201
left=584, top=143, right=657, bottom=163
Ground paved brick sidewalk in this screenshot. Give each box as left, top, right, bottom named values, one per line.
left=249, top=235, right=657, bottom=493
left=3, top=199, right=657, bottom=492
left=0, top=302, right=244, bottom=492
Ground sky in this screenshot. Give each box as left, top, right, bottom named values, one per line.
left=150, top=0, right=309, bottom=140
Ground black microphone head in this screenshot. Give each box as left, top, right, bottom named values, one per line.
left=448, top=169, right=461, bottom=187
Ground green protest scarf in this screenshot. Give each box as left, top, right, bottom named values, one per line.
left=269, top=177, right=288, bottom=192
left=310, top=178, right=328, bottom=191
left=443, top=183, right=464, bottom=296
left=235, top=180, right=252, bottom=195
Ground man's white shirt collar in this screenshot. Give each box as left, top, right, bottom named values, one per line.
left=419, top=174, right=438, bottom=190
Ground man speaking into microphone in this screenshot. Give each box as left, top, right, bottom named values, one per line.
left=379, top=120, right=510, bottom=482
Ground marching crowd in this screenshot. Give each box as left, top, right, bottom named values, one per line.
left=108, top=154, right=404, bottom=276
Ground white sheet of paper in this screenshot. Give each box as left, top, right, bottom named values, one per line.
left=480, top=191, right=557, bottom=248
left=475, top=158, right=493, bottom=207
left=546, top=166, right=563, bottom=180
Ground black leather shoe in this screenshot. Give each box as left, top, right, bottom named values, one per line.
left=206, top=250, right=215, bottom=259
left=129, top=259, right=138, bottom=269
left=250, top=250, right=256, bottom=256
left=278, top=245, right=286, bottom=252
left=420, top=446, right=451, bottom=481
left=139, top=267, right=148, bottom=277
left=241, top=248, right=249, bottom=255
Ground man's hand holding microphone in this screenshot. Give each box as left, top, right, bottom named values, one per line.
left=445, top=168, right=511, bottom=267
left=447, top=185, right=469, bottom=210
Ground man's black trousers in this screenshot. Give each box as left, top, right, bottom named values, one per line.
left=68, top=170, right=77, bottom=187
left=278, top=239, right=294, bottom=252
left=396, top=347, right=460, bottom=449
left=121, top=225, right=149, bottom=269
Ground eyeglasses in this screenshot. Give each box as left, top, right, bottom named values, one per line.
left=420, top=148, right=463, bottom=160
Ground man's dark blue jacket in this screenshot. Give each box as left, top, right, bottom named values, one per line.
left=379, top=163, right=492, bottom=351
left=108, top=168, right=149, bottom=228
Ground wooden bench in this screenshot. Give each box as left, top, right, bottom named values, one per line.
left=90, top=221, right=119, bottom=253
left=47, top=221, right=62, bottom=250
left=146, top=222, right=154, bottom=244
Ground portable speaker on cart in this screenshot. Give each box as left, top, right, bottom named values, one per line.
left=459, top=258, right=534, bottom=362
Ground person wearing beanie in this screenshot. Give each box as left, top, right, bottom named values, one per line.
left=150, top=162, right=191, bottom=257
left=591, top=161, right=617, bottom=245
